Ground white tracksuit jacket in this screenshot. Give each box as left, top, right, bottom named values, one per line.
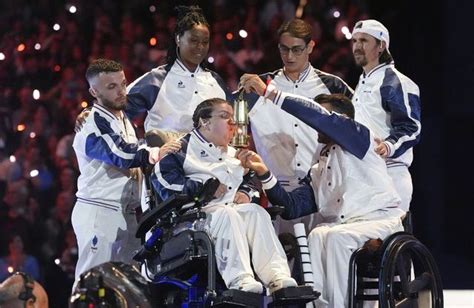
left=245, top=64, right=353, bottom=189
left=151, top=129, right=292, bottom=290
left=259, top=92, right=405, bottom=307
left=243, top=64, right=353, bottom=233
left=126, top=59, right=231, bottom=133
left=72, top=104, right=147, bottom=281
left=353, top=62, right=421, bottom=211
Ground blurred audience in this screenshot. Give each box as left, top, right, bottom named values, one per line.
left=0, top=234, right=40, bottom=282
left=0, top=0, right=367, bottom=304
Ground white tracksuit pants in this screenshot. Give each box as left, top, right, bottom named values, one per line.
left=387, top=165, right=413, bottom=212
left=308, top=216, right=403, bottom=308
left=71, top=201, right=141, bottom=281
left=203, top=202, right=291, bottom=288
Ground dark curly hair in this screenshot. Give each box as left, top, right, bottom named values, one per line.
left=166, top=5, right=210, bottom=65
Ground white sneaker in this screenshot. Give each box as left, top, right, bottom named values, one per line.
left=230, top=276, right=263, bottom=294
left=268, top=277, right=298, bottom=293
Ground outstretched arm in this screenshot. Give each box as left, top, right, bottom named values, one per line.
left=236, top=149, right=317, bottom=219
left=239, top=75, right=371, bottom=159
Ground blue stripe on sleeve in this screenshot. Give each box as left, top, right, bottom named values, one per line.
left=126, top=66, right=169, bottom=119
left=265, top=179, right=317, bottom=220
left=151, top=134, right=203, bottom=201
left=84, top=134, right=146, bottom=169
left=208, top=69, right=232, bottom=101
left=94, top=113, right=141, bottom=154
left=84, top=113, right=147, bottom=167
left=380, top=69, right=421, bottom=158
left=280, top=95, right=371, bottom=159
left=316, top=69, right=354, bottom=99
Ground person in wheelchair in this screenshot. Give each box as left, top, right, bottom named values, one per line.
left=150, top=97, right=297, bottom=294
left=236, top=87, right=405, bottom=307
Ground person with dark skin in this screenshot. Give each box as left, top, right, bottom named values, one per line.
left=236, top=87, right=403, bottom=307
left=126, top=5, right=231, bottom=134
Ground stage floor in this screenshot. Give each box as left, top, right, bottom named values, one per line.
left=444, top=290, right=474, bottom=307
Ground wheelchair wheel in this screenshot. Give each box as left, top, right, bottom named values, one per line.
left=379, top=234, right=443, bottom=308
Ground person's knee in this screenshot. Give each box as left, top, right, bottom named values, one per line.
left=210, top=206, right=241, bottom=224
left=326, top=228, right=356, bottom=251
left=308, top=227, right=327, bottom=244
left=245, top=202, right=271, bottom=219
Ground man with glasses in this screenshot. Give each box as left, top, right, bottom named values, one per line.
left=239, top=18, right=353, bottom=233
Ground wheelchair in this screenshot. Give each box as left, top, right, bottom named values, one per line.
left=348, top=212, right=443, bottom=308
left=134, top=177, right=319, bottom=307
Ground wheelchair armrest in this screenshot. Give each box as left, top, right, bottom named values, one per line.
left=136, top=194, right=192, bottom=238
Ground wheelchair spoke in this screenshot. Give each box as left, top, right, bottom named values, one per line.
left=395, top=297, right=418, bottom=308
left=395, top=252, right=411, bottom=298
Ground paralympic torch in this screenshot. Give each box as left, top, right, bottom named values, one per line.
left=231, top=89, right=249, bottom=148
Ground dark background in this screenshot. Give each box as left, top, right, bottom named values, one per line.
left=371, top=0, right=474, bottom=288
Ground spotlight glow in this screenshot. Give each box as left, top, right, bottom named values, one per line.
left=7, top=266, right=14, bottom=273
left=81, top=101, right=88, bottom=108
left=34, top=43, right=41, bottom=50
left=69, top=5, right=77, bottom=13
left=17, top=44, right=26, bottom=52
left=55, top=258, right=61, bottom=265
left=207, top=56, right=215, bottom=63
left=29, top=132, right=36, bottom=139
left=345, top=33, right=352, bottom=40
left=9, top=155, right=16, bottom=163
left=225, top=32, right=233, bottom=40
left=238, top=29, right=248, bottom=38
left=149, top=5, right=156, bottom=13
left=17, top=124, right=26, bottom=132
left=341, top=26, right=350, bottom=35
left=30, top=169, right=39, bottom=177
left=53, top=23, right=61, bottom=31
left=149, top=37, right=157, bottom=46
left=33, top=89, right=40, bottom=100
left=333, top=10, right=340, bottom=18
left=0, top=52, right=5, bottom=61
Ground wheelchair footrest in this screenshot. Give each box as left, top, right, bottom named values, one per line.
left=269, top=286, right=320, bottom=307
left=212, top=289, right=263, bottom=307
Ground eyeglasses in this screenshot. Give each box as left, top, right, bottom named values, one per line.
left=278, top=44, right=308, bottom=56
left=210, top=112, right=237, bottom=125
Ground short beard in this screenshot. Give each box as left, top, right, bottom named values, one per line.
left=354, top=55, right=368, bottom=67
left=99, top=96, right=126, bottom=111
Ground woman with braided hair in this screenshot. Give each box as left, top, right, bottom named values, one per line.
left=126, top=5, right=231, bottom=135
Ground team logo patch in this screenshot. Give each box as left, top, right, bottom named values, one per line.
left=178, top=81, right=185, bottom=88
left=91, top=235, right=98, bottom=253
left=200, top=150, right=208, bottom=157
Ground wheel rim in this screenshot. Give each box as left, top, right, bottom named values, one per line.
left=379, top=235, right=443, bottom=308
